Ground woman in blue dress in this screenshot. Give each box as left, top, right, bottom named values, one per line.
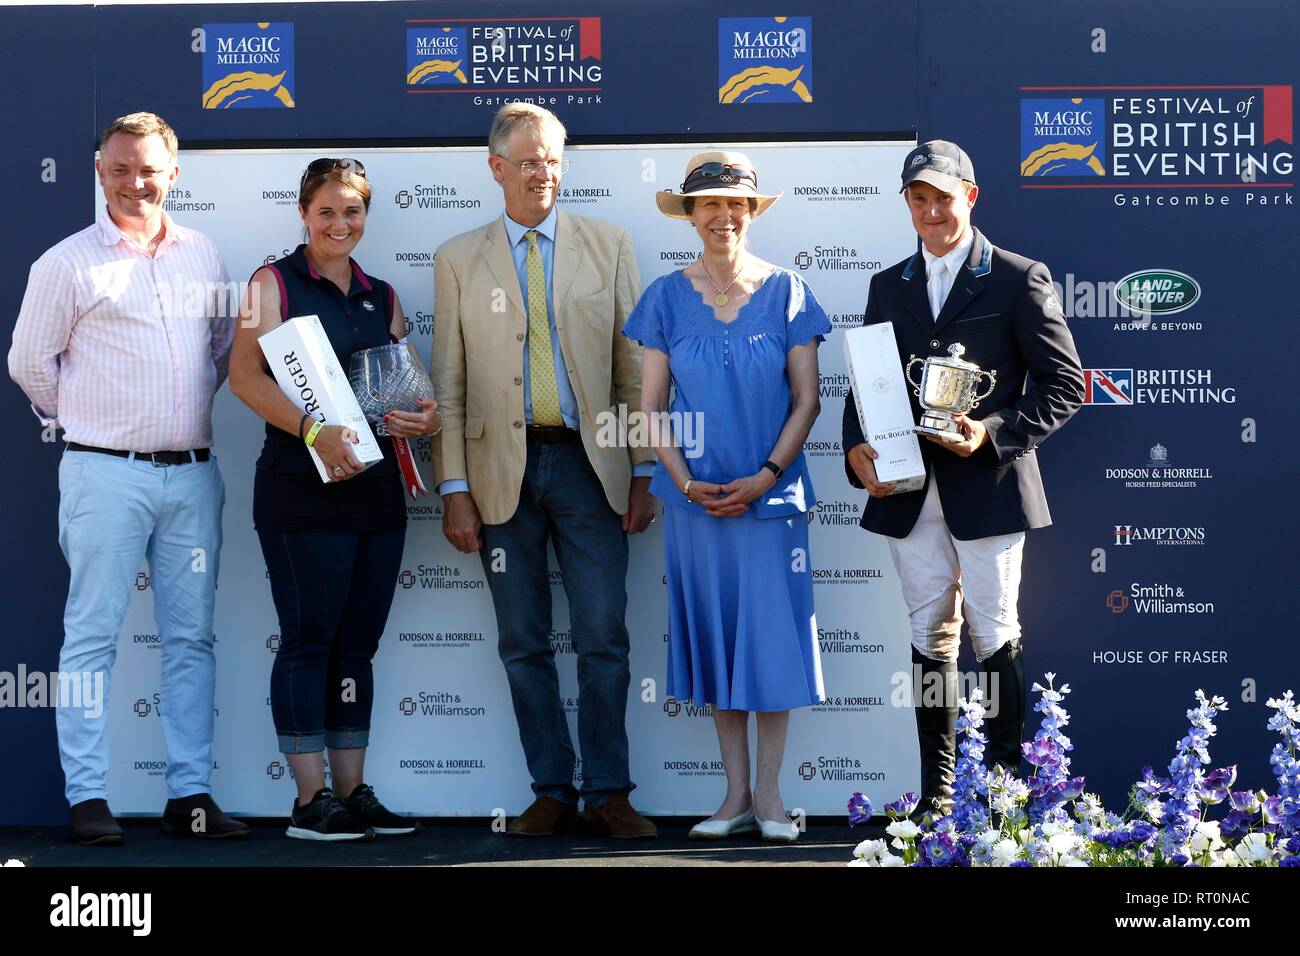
left=623, top=151, right=828, bottom=842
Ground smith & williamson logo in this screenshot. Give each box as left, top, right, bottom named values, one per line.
left=405, top=17, right=603, bottom=104
left=202, top=22, right=295, bottom=109
left=1019, top=84, right=1293, bottom=198
left=797, top=756, right=884, bottom=782
left=718, top=16, right=812, bottom=104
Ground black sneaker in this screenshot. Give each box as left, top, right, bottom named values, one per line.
left=286, top=788, right=374, bottom=842
left=339, top=783, right=422, bottom=836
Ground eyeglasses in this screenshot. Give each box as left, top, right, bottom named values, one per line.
left=300, top=158, right=367, bottom=189
left=498, top=157, right=570, bottom=177
left=682, top=162, right=757, bottom=192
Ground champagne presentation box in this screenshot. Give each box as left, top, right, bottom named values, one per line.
left=258, top=315, right=384, bottom=483
left=843, top=323, right=926, bottom=494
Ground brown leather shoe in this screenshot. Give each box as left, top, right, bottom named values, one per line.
left=70, top=798, right=124, bottom=847
left=161, top=793, right=251, bottom=839
left=582, top=793, right=658, bottom=839
left=507, top=796, right=580, bottom=837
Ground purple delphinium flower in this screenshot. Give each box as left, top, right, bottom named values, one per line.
left=1228, top=790, right=1260, bottom=814
left=1219, top=809, right=1252, bottom=842
left=1266, top=692, right=1300, bottom=839
left=1154, top=690, right=1228, bottom=864
left=1279, top=857, right=1300, bottom=867
left=847, top=792, right=873, bottom=828
left=1135, top=766, right=1172, bottom=797
left=950, top=689, right=990, bottom=835
left=1023, top=674, right=1076, bottom=825
left=883, top=792, right=920, bottom=819
left=1199, top=766, right=1237, bottom=805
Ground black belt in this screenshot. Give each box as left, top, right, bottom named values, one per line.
left=67, top=443, right=210, bottom=466
left=525, top=426, right=579, bottom=445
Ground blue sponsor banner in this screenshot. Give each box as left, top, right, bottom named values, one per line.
left=718, top=16, right=813, bottom=104
left=202, top=22, right=295, bottom=109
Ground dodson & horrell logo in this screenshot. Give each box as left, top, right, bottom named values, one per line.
left=718, top=16, right=812, bottom=104
left=202, top=23, right=295, bottom=109
left=1019, top=85, right=1294, bottom=191
left=404, top=17, right=603, bottom=103
left=1113, top=270, right=1201, bottom=316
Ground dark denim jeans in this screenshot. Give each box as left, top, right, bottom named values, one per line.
left=259, top=528, right=406, bottom=753
left=479, top=440, right=633, bottom=807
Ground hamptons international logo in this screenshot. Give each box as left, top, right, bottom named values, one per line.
left=1019, top=85, right=1294, bottom=188
left=1020, top=98, right=1107, bottom=176
left=718, top=16, right=812, bottom=104
left=407, top=27, right=469, bottom=86
left=202, top=22, right=295, bottom=109
left=404, top=17, right=603, bottom=101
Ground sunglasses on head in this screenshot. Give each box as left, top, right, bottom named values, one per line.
left=300, top=158, right=366, bottom=189
left=682, top=162, right=757, bottom=192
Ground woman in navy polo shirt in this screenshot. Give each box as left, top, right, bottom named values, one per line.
left=230, top=159, right=440, bottom=841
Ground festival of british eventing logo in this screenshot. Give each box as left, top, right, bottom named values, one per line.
left=1020, top=85, right=1292, bottom=208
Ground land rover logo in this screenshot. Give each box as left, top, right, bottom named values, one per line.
left=1113, top=270, right=1201, bottom=316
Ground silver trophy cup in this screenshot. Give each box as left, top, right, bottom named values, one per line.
left=348, top=343, right=435, bottom=437
left=905, top=343, right=997, bottom=440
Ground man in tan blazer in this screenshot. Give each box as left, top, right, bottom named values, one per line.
left=432, top=103, right=657, bottom=838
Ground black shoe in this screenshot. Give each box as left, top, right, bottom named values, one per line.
left=286, top=788, right=374, bottom=842
left=70, top=798, right=124, bottom=847
left=981, top=639, right=1026, bottom=775
left=338, top=783, right=421, bottom=836
left=912, top=647, right=958, bottom=818
left=161, top=793, right=251, bottom=839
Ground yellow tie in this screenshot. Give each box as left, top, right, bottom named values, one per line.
left=525, top=230, right=563, bottom=426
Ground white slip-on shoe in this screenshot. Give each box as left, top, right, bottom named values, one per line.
left=757, top=815, right=799, bottom=843
left=689, top=806, right=757, bottom=839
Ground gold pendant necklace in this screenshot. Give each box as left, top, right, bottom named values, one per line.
left=702, top=259, right=743, bottom=307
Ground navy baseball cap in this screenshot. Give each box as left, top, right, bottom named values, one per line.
left=899, top=140, right=976, bottom=194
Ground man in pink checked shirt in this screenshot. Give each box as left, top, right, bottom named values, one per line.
left=8, top=112, right=248, bottom=846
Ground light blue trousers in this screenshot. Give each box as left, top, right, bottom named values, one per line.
left=56, top=449, right=224, bottom=805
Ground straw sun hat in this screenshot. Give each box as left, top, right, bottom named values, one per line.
left=655, top=150, right=782, bottom=220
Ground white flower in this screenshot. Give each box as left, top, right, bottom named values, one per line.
left=2, top=859, right=24, bottom=868
left=879, top=853, right=906, bottom=868
left=853, top=838, right=886, bottom=860
left=1222, top=848, right=1242, bottom=867
left=886, top=819, right=920, bottom=840
left=1145, top=799, right=1164, bottom=823
left=847, top=858, right=873, bottom=867
left=1190, top=820, right=1224, bottom=855
left=992, top=839, right=1020, bottom=865
left=1048, top=833, right=1079, bottom=857
left=1060, top=856, right=1089, bottom=867
left=1232, top=833, right=1272, bottom=864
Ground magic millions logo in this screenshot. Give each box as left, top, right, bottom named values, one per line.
left=407, top=27, right=469, bottom=86
left=202, top=22, right=295, bottom=109
left=404, top=17, right=603, bottom=105
left=718, top=16, right=812, bottom=104
left=1019, top=85, right=1294, bottom=199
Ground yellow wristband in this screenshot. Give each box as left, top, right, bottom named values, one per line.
left=304, top=421, right=324, bottom=447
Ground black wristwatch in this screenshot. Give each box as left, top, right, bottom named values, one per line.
left=762, top=460, right=784, bottom=481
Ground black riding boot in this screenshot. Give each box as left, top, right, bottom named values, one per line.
left=912, top=647, right=957, bottom=818
left=980, top=639, right=1026, bottom=776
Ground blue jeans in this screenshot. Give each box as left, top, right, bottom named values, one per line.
left=258, top=529, right=406, bottom=753
left=479, top=440, right=633, bottom=806
left=56, top=449, right=224, bottom=805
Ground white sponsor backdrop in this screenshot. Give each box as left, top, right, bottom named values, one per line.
left=105, top=142, right=923, bottom=816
